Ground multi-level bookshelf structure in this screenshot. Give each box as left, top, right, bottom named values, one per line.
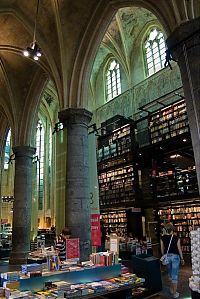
left=97, top=115, right=140, bottom=235
left=149, top=99, right=189, bottom=144
left=137, top=98, right=200, bottom=251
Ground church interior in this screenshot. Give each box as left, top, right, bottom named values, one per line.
left=0, top=0, right=199, bottom=297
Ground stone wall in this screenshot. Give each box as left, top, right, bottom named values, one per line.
left=93, top=63, right=182, bottom=128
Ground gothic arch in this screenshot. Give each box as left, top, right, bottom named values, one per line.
left=69, top=0, right=179, bottom=110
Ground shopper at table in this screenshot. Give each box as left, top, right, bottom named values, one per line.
left=160, top=223, right=185, bottom=298
left=55, top=227, right=71, bottom=262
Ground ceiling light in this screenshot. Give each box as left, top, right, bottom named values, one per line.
left=24, top=42, right=42, bottom=60
left=170, top=154, right=181, bottom=159
left=23, top=50, right=29, bottom=57
left=23, top=0, right=42, bottom=61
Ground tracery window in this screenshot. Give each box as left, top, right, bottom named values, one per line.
left=47, top=126, right=52, bottom=209
left=4, top=129, right=11, bottom=170
left=144, top=28, right=166, bottom=76
left=49, top=126, right=52, bottom=167
left=106, top=60, right=121, bottom=101
left=36, top=120, right=44, bottom=210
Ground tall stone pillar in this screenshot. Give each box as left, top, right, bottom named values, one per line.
left=58, top=108, right=92, bottom=261
left=9, top=146, right=36, bottom=264
left=166, top=17, right=200, bottom=192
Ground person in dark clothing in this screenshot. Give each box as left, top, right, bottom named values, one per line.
left=55, top=227, right=71, bottom=262
left=51, top=225, right=56, bottom=233
left=98, top=220, right=107, bottom=252
left=160, top=223, right=185, bottom=299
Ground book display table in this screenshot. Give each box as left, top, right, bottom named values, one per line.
left=0, top=264, right=146, bottom=299
left=19, top=264, right=121, bottom=291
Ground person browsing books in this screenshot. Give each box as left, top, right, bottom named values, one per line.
left=55, top=227, right=71, bottom=262
left=160, top=223, right=184, bottom=298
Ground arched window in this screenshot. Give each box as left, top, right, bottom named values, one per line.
left=144, top=28, right=166, bottom=76
left=36, top=120, right=44, bottom=210
left=49, top=126, right=52, bottom=167
left=106, top=59, right=121, bottom=101
left=47, top=125, right=52, bottom=209
left=4, top=129, right=11, bottom=170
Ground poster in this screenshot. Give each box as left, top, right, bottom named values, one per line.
left=88, top=133, right=101, bottom=246
left=66, top=238, right=80, bottom=259
left=91, top=214, right=101, bottom=246
left=110, top=236, right=119, bottom=254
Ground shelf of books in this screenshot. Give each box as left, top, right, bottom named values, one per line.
left=99, top=163, right=135, bottom=207
left=97, top=125, right=133, bottom=162
left=97, top=116, right=138, bottom=211
left=153, top=166, right=198, bottom=201
left=149, top=99, right=189, bottom=144
left=101, top=210, right=128, bottom=236
left=158, top=205, right=200, bottom=253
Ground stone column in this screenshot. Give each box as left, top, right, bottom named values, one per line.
left=9, top=146, right=36, bottom=264
left=58, top=108, right=92, bottom=261
left=166, top=17, right=200, bottom=192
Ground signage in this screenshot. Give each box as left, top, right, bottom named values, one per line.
left=88, top=133, right=101, bottom=246
left=1, top=219, right=8, bottom=224
left=110, top=236, right=119, bottom=254
left=91, top=214, right=101, bottom=246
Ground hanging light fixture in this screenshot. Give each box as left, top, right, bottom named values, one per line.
left=23, top=0, right=42, bottom=61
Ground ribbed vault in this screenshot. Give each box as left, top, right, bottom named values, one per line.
left=0, top=0, right=198, bottom=145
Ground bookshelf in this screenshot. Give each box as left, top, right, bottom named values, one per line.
left=101, top=210, right=127, bottom=236
left=97, top=123, right=133, bottom=162
left=99, top=164, right=135, bottom=207
left=149, top=100, right=189, bottom=144
left=158, top=205, right=200, bottom=253
left=97, top=116, right=138, bottom=209
left=96, top=116, right=142, bottom=238
left=154, top=166, right=198, bottom=200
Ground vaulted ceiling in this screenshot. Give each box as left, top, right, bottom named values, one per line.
left=0, top=0, right=199, bottom=146
left=91, top=7, right=157, bottom=85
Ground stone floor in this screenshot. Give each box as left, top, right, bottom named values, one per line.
left=150, top=264, right=192, bottom=299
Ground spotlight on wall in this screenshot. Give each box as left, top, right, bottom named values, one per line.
left=23, top=0, right=42, bottom=61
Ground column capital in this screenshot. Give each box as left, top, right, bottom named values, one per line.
left=166, top=17, right=200, bottom=61
left=58, top=108, right=92, bottom=127
left=13, top=145, right=36, bottom=158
